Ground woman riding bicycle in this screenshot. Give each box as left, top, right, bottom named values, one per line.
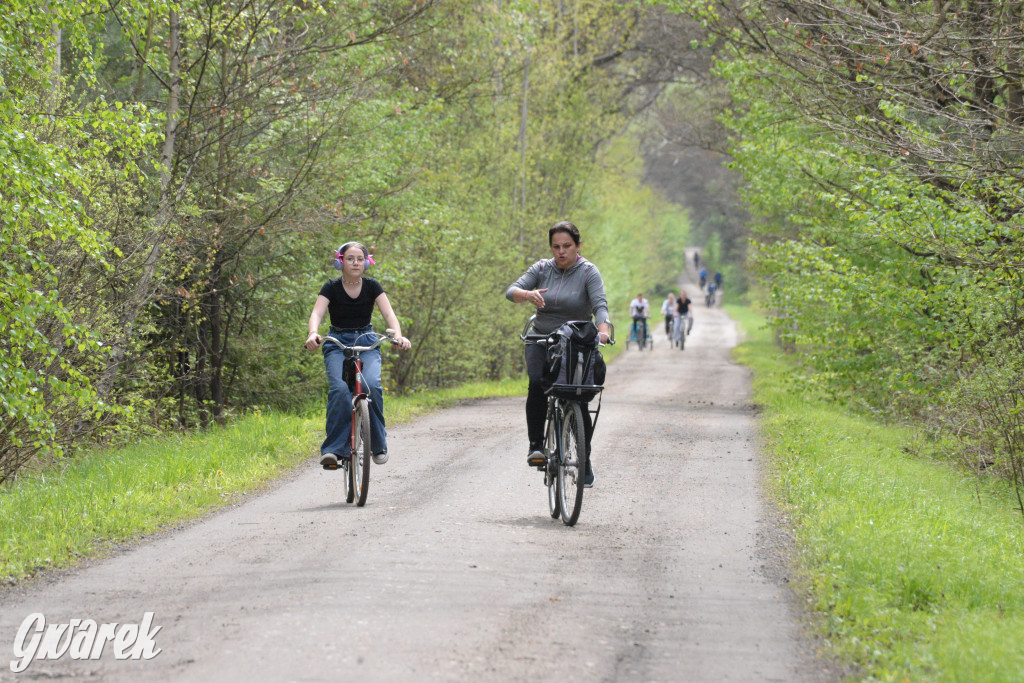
left=506, top=221, right=611, bottom=487
left=305, top=242, right=411, bottom=469
left=660, top=293, right=676, bottom=336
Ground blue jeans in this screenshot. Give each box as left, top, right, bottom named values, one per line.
left=321, top=326, right=387, bottom=457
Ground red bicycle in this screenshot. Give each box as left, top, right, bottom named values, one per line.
left=320, top=329, right=398, bottom=506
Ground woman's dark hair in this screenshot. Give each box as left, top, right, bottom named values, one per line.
left=549, top=220, right=580, bottom=246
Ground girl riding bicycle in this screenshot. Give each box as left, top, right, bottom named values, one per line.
left=506, top=221, right=611, bottom=487
left=305, top=242, right=411, bottom=469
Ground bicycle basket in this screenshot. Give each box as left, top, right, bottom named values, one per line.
left=544, top=321, right=605, bottom=402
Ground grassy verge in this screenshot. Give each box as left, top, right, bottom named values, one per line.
left=725, top=304, right=1024, bottom=681
left=1, top=378, right=526, bottom=584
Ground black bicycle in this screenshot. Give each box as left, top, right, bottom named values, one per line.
left=521, top=315, right=613, bottom=526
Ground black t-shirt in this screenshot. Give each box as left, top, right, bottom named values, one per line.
left=676, top=296, right=692, bottom=315
left=318, top=277, right=385, bottom=329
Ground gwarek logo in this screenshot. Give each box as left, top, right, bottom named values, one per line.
left=10, top=612, right=162, bottom=673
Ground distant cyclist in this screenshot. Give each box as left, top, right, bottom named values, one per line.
left=714, top=271, right=723, bottom=290
left=660, top=292, right=676, bottom=336
left=699, top=267, right=707, bottom=289
left=706, top=281, right=717, bottom=307
left=629, top=293, right=650, bottom=346
left=676, top=290, right=694, bottom=334
left=693, top=251, right=699, bottom=270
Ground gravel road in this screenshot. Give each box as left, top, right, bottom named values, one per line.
left=1, top=270, right=835, bottom=682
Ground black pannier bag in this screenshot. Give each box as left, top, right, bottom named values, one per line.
left=544, top=320, right=606, bottom=401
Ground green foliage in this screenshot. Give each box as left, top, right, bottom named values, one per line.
left=672, top=0, right=1024, bottom=504
left=711, top=39, right=1024, bottom=503
left=1, top=0, right=690, bottom=479
left=0, top=0, right=158, bottom=480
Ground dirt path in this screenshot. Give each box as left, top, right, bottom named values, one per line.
left=1, top=259, right=833, bottom=682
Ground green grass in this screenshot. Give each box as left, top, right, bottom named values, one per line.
left=0, top=377, right=527, bottom=584
left=726, top=304, right=1024, bottom=682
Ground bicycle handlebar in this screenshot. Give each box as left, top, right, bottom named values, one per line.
left=321, top=329, right=400, bottom=353
left=519, top=314, right=616, bottom=346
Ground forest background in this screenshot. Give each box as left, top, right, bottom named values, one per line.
left=1, top=0, right=722, bottom=482
left=5, top=0, right=1024, bottom=511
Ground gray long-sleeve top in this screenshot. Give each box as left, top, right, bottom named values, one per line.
left=506, top=257, right=611, bottom=335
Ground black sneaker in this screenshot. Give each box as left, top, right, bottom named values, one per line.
left=526, top=445, right=545, bottom=467
left=584, top=460, right=595, bottom=488
left=372, top=450, right=388, bottom=465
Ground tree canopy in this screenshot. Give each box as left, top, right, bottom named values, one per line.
left=1, top=0, right=693, bottom=481
left=669, top=0, right=1024, bottom=497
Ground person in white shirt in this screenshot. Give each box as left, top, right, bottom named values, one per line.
left=660, top=293, right=676, bottom=336
left=629, top=293, right=650, bottom=347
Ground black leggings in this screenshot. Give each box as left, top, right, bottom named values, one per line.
left=525, top=343, right=593, bottom=454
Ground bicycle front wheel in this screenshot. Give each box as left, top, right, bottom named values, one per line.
left=545, top=410, right=560, bottom=519
left=352, top=400, right=372, bottom=506
left=558, top=401, right=586, bottom=526
left=344, top=457, right=355, bottom=504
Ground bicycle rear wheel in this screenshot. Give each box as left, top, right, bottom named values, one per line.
left=352, top=400, right=372, bottom=506
left=558, top=401, right=586, bottom=526
left=545, top=411, right=560, bottom=519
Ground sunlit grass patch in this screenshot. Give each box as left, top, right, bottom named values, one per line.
left=729, top=305, right=1024, bottom=681
left=1, top=377, right=527, bottom=583
left=0, top=411, right=315, bottom=582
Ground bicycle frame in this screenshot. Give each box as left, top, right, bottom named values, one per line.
left=349, top=356, right=367, bottom=450
left=322, top=332, right=386, bottom=418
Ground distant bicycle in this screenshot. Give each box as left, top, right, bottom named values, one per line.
left=319, top=329, right=400, bottom=506
left=672, top=315, right=687, bottom=350
left=628, top=317, right=652, bottom=350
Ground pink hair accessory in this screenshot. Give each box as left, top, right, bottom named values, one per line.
left=367, top=254, right=376, bottom=266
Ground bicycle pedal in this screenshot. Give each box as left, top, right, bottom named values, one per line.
left=322, top=464, right=340, bottom=470
left=527, top=456, right=546, bottom=467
